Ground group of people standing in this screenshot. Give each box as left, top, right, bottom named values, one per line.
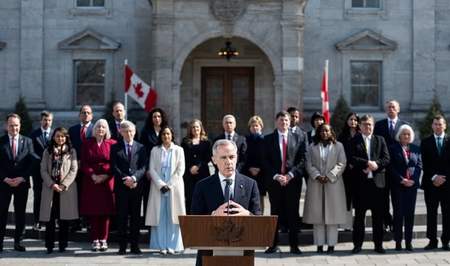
left=0, top=98, right=448, bottom=257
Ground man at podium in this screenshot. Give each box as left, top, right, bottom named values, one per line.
left=191, top=139, right=261, bottom=266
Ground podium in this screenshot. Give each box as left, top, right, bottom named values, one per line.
left=179, top=215, right=277, bottom=266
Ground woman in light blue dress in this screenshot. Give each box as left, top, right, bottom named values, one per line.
left=145, top=126, right=186, bottom=254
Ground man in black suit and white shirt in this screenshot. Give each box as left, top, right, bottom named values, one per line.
left=29, top=110, right=54, bottom=231
left=0, top=113, right=38, bottom=252
left=191, top=139, right=261, bottom=266
left=109, top=102, right=126, bottom=141
left=110, top=121, right=148, bottom=255
left=374, top=99, right=409, bottom=232
left=348, top=115, right=390, bottom=254
left=213, top=114, right=247, bottom=172
left=263, top=111, right=308, bottom=254
left=420, top=115, right=450, bottom=250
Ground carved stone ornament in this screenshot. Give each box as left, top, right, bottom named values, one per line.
left=211, top=0, right=246, bottom=22
left=213, top=218, right=244, bottom=244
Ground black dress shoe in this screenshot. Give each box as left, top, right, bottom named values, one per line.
left=317, top=246, right=323, bottom=253
left=442, top=244, right=450, bottom=251
left=405, top=243, right=414, bottom=251
left=33, top=222, right=42, bottom=231
left=59, top=247, right=66, bottom=253
left=130, top=247, right=142, bottom=254
left=70, top=224, right=82, bottom=232
left=395, top=242, right=402, bottom=251
left=374, top=246, right=386, bottom=254
left=327, top=246, right=335, bottom=254
left=264, top=246, right=279, bottom=254
left=46, top=248, right=53, bottom=254
left=351, top=246, right=362, bottom=254
left=424, top=242, right=438, bottom=250
left=117, top=248, right=126, bottom=255
left=14, top=243, right=26, bottom=252
left=290, top=246, right=302, bottom=254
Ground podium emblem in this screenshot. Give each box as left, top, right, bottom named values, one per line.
left=213, top=218, right=244, bottom=244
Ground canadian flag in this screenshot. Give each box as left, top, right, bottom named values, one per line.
left=321, top=60, right=330, bottom=123
left=124, top=65, right=157, bottom=112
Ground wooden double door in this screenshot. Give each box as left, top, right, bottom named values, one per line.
left=201, top=67, right=255, bottom=139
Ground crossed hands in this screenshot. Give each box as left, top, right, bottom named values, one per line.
left=433, top=175, right=446, bottom=187
left=316, top=175, right=329, bottom=184
left=401, top=179, right=415, bottom=187
left=122, top=176, right=137, bottom=189
left=4, top=177, right=25, bottom=187
left=212, top=201, right=250, bottom=216
left=91, top=174, right=110, bottom=184
left=51, top=183, right=66, bottom=193
left=275, top=174, right=292, bottom=186
left=363, top=160, right=379, bottom=174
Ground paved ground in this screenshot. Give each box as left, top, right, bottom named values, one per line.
left=1, top=237, right=450, bottom=265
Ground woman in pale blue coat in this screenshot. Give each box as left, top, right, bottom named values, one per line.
left=145, top=126, right=186, bottom=254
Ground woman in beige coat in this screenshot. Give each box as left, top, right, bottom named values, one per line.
left=145, top=126, right=186, bottom=254
left=303, top=124, right=347, bottom=254
left=40, top=127, right=78, bottom=254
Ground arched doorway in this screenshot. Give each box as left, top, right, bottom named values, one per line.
left=179, top=37, right=275, bottom=139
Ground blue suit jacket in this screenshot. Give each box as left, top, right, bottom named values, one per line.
left=388, top=142, right=422, bottom=189
left=191, top=173, right=261, bottom=215
left=68, top=123, right=94, bottom=159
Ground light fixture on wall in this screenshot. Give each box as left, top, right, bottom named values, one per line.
left=218, top=40, right=239, bottom=61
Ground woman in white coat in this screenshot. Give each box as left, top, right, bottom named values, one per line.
left=303, top=123, right=347, bottom=253
left=145, top=126, right=186, bottom=254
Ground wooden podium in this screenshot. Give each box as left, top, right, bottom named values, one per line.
left=179, top=215, right=277, bottom=266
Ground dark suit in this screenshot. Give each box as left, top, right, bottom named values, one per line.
left=420, top=134, right=450, bottom=246
left=29, top=128, right=53, bottom=224
left=191, top=173, right=261, bottom=266
left=389, top=143, right=421, bottom=244
left=68, top=123, right=94, bottom=227
left=0, top=134, right=38, bottom=246
left=348, top=134, right=390, bottom=248
left=110, top=140, right=148, bottom=250
left=213, top=133, right=247, bottom=172
left=263, top=129, right=308, bottom=248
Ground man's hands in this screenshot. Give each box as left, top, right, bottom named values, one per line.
left=212, top=201, right=250, bottom=216
left=363, top=160, right=379, bottom=174
left=275, top=173, right=293, bottom=186
left=249, top=167, right=261, bottom=176
left=122, top=176, right=137, bottom=189
left=401, top=179, right=415, bottom=187
left=433, top=175, right=446, bottom=187
left=4, top=177, right=25, bottom=187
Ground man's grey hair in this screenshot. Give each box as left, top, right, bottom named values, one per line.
left=212, top=139, right=237, bottom=157
left=222, top=114, right=236, bottom=123
left=120, top=120, right=135, bottom=131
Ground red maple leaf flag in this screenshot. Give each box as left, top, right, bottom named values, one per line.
left=321, top=60, right=330, bottom=123
left=125, top=65, right=157, bottom=112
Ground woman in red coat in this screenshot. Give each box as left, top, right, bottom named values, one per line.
left=80, top=119, right=117, bottom=251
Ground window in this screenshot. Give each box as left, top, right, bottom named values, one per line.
left=350, top=61, right=380, bottom=107
left=76, top=0, right=105, bottom=7
left=75, top=60, right=105, bottom=106
left=352, top=0, right=381, bottom=8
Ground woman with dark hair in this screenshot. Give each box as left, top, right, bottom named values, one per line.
left=80, top=119, right=117, bottom=251
left=145, top=126, right=186, bottom=254
left=337, top=113, right=361, bottom=230
left=303, top=124, right=347, bottom=253
left=307, top=112, right=325, bottom=144
left=139, top=107, right=170, bottom=218
left=181, top=119, right=211, bottom=214
left=40, top=127, right=78, bottom=254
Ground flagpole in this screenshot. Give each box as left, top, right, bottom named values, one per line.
left=124, top=59, right=128, bottom=120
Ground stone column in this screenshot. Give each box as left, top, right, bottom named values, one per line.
left=280, top=0, right=307, bottom=110
left=410, top=0, right=436, bottom=111
left=20, top=0, right=45, bottom=109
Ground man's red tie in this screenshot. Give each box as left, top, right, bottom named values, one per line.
left=81, top=125, right=86, bottom=140
left=282, top=134, right=287, bottom=175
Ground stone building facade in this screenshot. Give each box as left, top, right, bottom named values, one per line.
left=0, top=0, right=449, bottom=138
